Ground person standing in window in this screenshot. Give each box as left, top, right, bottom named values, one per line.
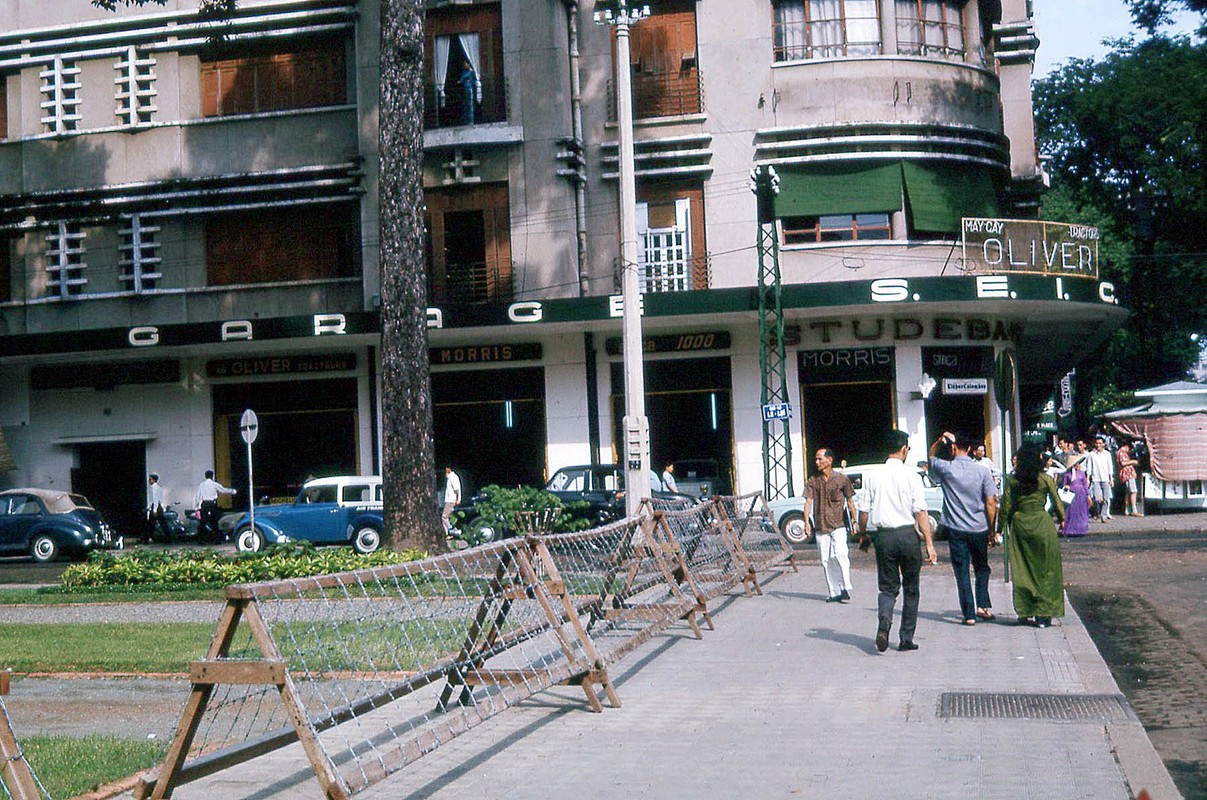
left=459, top=62, right=477, bottom=125
left=194, top=470, right=236, bottom=543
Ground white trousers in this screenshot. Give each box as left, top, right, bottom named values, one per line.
left=816, top=526, right=852, bottom=597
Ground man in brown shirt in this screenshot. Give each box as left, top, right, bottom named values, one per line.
left=804, top=448, right=857, bottom=603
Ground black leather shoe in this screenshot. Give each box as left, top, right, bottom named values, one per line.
left=1035, top=617, right=1051, bottom=628
left=840, top=590, right=851, bottom=601
left=875, top=625, right=890, bottom=652
left=898, top=641, right=919, bottom=652
left=826, top=595, right=843, bottom=603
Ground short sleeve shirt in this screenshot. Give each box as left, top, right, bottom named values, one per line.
left=806, top=472, right=854, bottom=531
left=856, top=458, right=927, bottom=530
left=929, top=455, right=996, bottom=533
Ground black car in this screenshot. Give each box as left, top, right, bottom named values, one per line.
left=0, top=488, right=121, bottom=562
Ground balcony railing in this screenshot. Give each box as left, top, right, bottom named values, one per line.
left=613, top=252, right=711, bottom=294
left=608, top=69, right=703, bottom=121
left=427, top=260, right=513, bottom=305
left=423, top=80, right=508, bottom=129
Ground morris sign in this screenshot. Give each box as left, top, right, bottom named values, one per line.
left=962, top=218, right=1099, bottom=280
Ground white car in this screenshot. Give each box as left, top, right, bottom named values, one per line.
left=766, top=464, right=944, bottom=548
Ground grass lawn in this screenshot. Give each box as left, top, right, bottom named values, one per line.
left=0, top=623, right=215, bottom=673
left=0, top=586, right=225, bottom=604
left=22, top=735, right=164, bottom=798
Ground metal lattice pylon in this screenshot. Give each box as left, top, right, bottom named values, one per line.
left=752, top=166, right=793, bottom=501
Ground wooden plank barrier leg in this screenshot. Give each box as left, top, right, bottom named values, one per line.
left=650, top=514, right=711, bottom=634
left=0, top=671, right=42, bottom=800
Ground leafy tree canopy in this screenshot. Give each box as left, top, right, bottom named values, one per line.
left=1127, top=0, right=1207, bottom=35
left=1034, top=19, right=1207, bottom=416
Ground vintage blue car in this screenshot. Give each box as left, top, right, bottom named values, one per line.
left=0, top=488, right=121, bottom=562
left=232, top=476, right=384, bottom=554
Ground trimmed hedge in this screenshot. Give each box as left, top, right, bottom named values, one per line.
left=59, top=542, right=426, bottom=589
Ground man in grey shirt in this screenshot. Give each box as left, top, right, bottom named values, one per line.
left=929, top=432, right=998, bottom=625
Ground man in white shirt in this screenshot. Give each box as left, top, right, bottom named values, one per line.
left=194, top=470, right=236, bottom=543
left=1085, top=435, right=1115, bottom=522
left=857, top=430, right=937, bottom=653
left=146, top=473, right=170, bottom=544
left=442, top=466, right=462, bottom=535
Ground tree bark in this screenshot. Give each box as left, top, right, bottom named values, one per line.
left=379, top=0, right=443, bottom=553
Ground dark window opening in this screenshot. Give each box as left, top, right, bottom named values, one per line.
left=205, top=205, right=359, bottom=286
left=783, top=212, right=891, bottom=244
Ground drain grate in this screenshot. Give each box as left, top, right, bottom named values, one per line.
left=938, top=692, right=1137, bottom=722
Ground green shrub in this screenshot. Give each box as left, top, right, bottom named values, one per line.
left=459, top=484, right=594, bottom=539
left=59, top=542, right=425, bottom=589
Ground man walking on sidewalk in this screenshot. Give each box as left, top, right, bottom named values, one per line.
left=929, top=432, right=998, bottom=625
left=857, top=430, right=937, bottom=653
left=804, top=448, right=856, bottom=603
left=1086, top=435, right=1115, bottom=522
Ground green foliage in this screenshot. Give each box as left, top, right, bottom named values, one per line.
left=0, top=622, right=214, bottom=673
left=1034, top=27, right=1207, bottom=414
left=1126, top=0, right=1207, bottom=36
left=466, top=485, right=594, bottom=538
left=58, top=542, right=425, bottom=589
left=23, top=735, right=164, bottom=798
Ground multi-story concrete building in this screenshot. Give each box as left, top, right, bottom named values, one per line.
left=0, top=0, right=1123, bottom=533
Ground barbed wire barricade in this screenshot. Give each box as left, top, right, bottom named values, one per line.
left=0, top=672, right=51, bottom=800
left=139, top=495, right=786, bottom=799
left=714, top=493, right=798, bottom=589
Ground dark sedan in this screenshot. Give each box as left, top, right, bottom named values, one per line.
left=0, top=488, right=121, bottom=562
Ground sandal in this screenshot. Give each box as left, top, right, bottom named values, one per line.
left=962, top=618, right=977, bottom=626
left=976, top=608, right=996, bottom=621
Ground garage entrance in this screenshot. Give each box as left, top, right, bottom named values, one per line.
left=432, top=367, right=547, bottom=495
left=610, top=357, right=734, bottom=494
left=71, top=440, right=146, bottom=539
left=213, top=379, right=359, bottom=503
left=798, top=347, right=896, bottom=468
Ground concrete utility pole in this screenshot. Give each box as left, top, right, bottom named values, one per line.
left=596, top=1, right=651, bottom=516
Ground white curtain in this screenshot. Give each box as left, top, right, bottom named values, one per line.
left=774, top=1, right=806, bottom=59
left=845, top=0, right=882, bottom=54
left=434, top=35, right=451, bottom=106
left=808, top=0, right=843, bottom=58
left=895, top=0, right=921, bottom=53
left=458, top=32, right=482, bottom=103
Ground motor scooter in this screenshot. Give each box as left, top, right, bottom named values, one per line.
left=152, top=501, right=202, bottom=543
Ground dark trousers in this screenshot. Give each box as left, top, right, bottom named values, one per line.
left=873, top=526, right=923, bottom=645
left=947, top=528, right=992, bottom=621
left=146, top=506, right=170, bottom=543
left=199, top=500, right=221, bottom=541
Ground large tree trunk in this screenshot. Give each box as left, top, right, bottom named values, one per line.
left=379, top=0, right=443, bottom=553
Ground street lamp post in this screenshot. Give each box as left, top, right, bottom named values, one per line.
left=596, top=1, right=651, bottom=516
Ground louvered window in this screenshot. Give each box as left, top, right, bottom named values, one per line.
left=46, top=222, right=87, bottom=297
left=119, top=214, right=162, bottom=292
left=637, top=198, right=692, bottom=293
left=40, top=57, right=82, bottom=133
left=115, top=46, right=157, bottom=125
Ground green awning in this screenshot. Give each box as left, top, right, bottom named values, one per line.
left=901, top=161, right=1000, bottom=234
left=774, top=162, right=904, bottom=218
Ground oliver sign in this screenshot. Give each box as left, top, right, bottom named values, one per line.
left=962, top=218, right=1099, bottom=280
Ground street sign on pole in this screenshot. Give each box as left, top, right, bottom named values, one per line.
left=240, top=409, right=258, bottom=539
left=761, top=403, right=792, bottom=422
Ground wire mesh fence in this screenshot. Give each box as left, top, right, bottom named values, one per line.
left=137, top=495, right=790, bottom=800
left=714, top=492, right=797, bottom=574
left=0, top=678, right=51, bottom=800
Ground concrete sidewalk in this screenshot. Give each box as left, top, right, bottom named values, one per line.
left=115, top=562, right=1180, bottom=800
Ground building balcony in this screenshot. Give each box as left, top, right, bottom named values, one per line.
left=423, top=80, right=508, bottom=130
left=608, top=70, right=703, bottom=121
left=427, top=260, right=513, bottom=306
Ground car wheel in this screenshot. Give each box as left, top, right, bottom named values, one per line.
left=467, top=517, right=498, bottom=545
left=927, top=514, right=943, bottom=540
left=352, top=526, right=381, bottom=555
left=31, top=534, right=59, bottom=563
left=779, top=512, right=811, bottom=547
left=235, top=526, right=265, bottom=553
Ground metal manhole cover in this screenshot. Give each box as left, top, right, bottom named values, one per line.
left=938, top=692, right=1136, bottom=722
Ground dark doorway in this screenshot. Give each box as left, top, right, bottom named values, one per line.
left=924, top=392, right=990, bottom=447
left=71, top=441, right=146, bottom=539
left=432, top=367, right=547, bottom=495
left=800, top=382, right=895, bottom=469
left=213, top=378, right=359, bottom=502
left=610, top=357, right=734, bottom=493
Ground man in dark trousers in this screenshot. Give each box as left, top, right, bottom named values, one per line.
left=929, top=431, right=998, bottom=625
left=856, top=430, right=937, bottom=653
left=194, top=469, right=236, bottom=543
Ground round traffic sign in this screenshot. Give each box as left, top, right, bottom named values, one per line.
left=239, top=408, right=259, bottom=444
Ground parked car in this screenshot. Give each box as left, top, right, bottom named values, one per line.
left=0, top=488, right=121, bottom=562
left=670, top=458, right=730, bottom=499
left=458, top=464, right=695, bottom=544
left=766, top=463, right=944, bottom=548
left=232, top=476, right=384, bottom=554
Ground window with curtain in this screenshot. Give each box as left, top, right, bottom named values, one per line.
left=895, top=0, right=965, bottom=61
left=773, top=0, right=881, bottom=61
left=425, top=4, right=505, bottom=128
